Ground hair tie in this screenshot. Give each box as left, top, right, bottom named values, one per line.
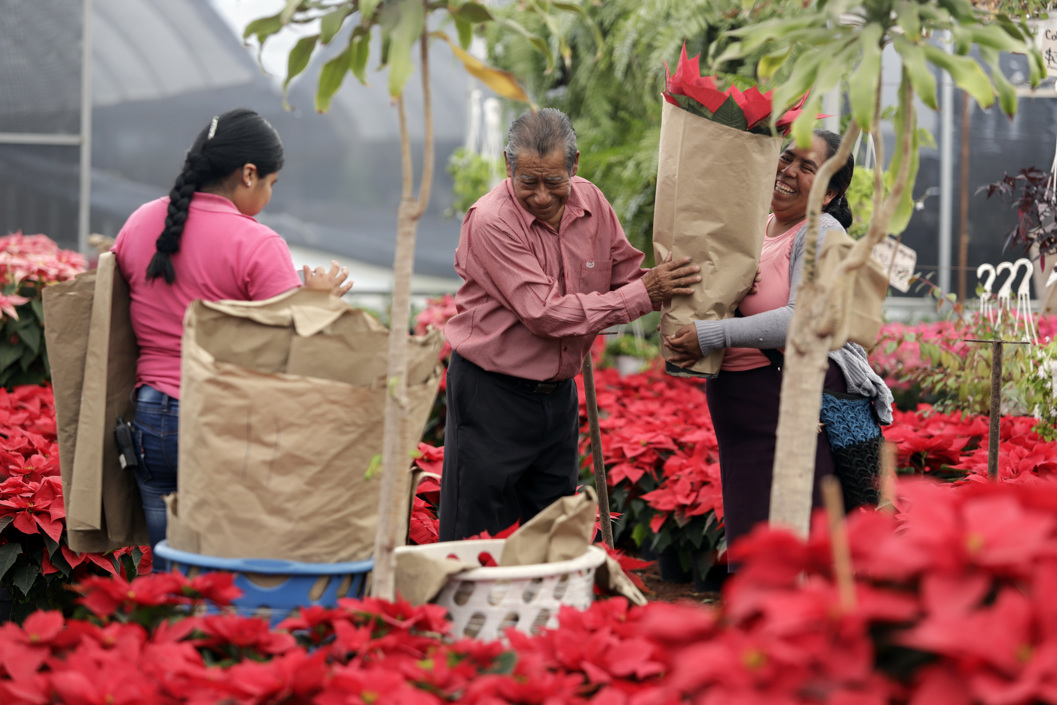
left=207, top=116, right=219, bottom=140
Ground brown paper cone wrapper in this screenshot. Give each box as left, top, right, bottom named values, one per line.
left=652, top=101, right=782, bottom=377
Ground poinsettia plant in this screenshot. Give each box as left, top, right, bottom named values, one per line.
left=663, top=43, right=809, bottom=135
left=0, top=385, right=145, bottom=623
left=0, top=233, right=86, bottom=390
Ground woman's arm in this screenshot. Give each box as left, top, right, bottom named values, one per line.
left=666, top=217, right=843, bottom=364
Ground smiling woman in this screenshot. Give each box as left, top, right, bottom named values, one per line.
left=662, top=129, right=892, bottom=558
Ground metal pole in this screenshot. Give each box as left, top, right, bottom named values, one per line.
left=988, top=340, right=1002, bottom=480
left=78, top=0, right=94, bottom=255
left=581, top=356, right=614, bottom=548
left=938, top=32, right=955, bottom=296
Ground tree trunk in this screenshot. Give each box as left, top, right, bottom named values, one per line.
left=770, top=73, right=913, bottom=538
left=371, top=29, right=436, bottom=601
left=769, top=283, right=835, bottom=530
left=371, top=197, right=420, bottom=600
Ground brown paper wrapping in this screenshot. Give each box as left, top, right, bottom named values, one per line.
left=652, top=101, right=782, bottom=377
left=817, top=228, right=890, bottom=350
left=393, top=487, right=646, bottom=606
left=172, top=287, right=442, bottom=563
left=41, top=253, right=149, bottom=552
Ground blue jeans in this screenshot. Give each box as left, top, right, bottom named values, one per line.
left=132, top=385, right=179, bottom=571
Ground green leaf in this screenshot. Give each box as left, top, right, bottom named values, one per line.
left=350, top=28, right=372, bottom=85
left=894, top=0, right=921, bottom=40
left=279, top=0, right=300, bottom=25
left=0, top=543, right=22, bottom=582
left=361, top=0, right=381, bottom=24
left=381, top=0, right=426, bottom=97
left=453, top=14, right=473, bottom=50
left=16, top=319, right=41, bottom=354
left=498, top=18, right=553, bottom=73
left=550, top=2, right=587, bottom=18
left=711, top=95, right=748, bottom=132
left=968, top=22, right=1031, bottom=54
left=453, top=1, right=495, bottom=24
left=758, top=46, right=792, bottom=81
left=315, top=45, right=351, bottom=113
left=886, top=75, right=921, bottom=236
left=848, top=23, right=884, bottom=129
left=922, top=43, right=995, bottom=109
left=0, top=341, right=23, bottom=371
left=30, top=298, right=44, bottom=322
left=283, top=34, right=319, bottom=103
left=364, top=453, right=382, bottom=480
left=320, top=7, right=351, bottom=44
left=979, top=46, right=1017, bottom=118
left=243, top=12, right=283, bottom=43
left=790, top=91, right=822, bottom=149
left=10, top=562, right=37, bottom=598
left=769, top=50, right=823, bottom=129
left=894, top=37, right=938, bottom=111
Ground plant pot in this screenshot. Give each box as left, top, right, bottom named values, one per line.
left=615, top=355, right=645, bottom=377
left=692, top=562, right=728, bottom=593
left=0, top=587, right=11, bottom=623
left=657, top=547, right=691, bottom=583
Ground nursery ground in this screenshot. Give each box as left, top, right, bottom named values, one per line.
left=634, top=563, right=720, bottom=605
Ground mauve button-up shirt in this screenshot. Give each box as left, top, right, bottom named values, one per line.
left=445, top=176, right=654, bottom=381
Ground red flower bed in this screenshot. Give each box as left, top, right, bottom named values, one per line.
left=0, top=384, right=144, bottom=621
left=5, top=475, right=1057, bottom=703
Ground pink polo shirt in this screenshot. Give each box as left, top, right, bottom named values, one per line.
left=721, top=214, right=800, bottom=371
left=444, top=176, right=654, bottom=381
left=112, top=193, right=302, bottom=398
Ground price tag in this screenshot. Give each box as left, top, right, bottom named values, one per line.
left=1029, top=18, right=1057, bottom=73
left=871, top=237, right=917, bottom=293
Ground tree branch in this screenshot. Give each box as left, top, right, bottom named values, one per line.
left=413, top=23, right=434, bottom=220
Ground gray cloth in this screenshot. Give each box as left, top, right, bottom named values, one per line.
left=694, top=214, right=893, bottom=424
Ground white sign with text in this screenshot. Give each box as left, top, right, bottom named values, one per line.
left=871, top=236, right=917, bottom=293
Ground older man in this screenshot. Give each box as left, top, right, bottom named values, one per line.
left=439, top=108, right=700, bottom=541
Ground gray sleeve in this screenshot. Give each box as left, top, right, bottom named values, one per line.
left=694, top=216, right=840, bottom=356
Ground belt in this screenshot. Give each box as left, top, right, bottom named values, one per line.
left=492, top=374, right=565, bottom=395
left=454, top=351, right=569, bottom=395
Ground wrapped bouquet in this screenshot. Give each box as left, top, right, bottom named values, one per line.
left=653, top=44, right=808, bottom=378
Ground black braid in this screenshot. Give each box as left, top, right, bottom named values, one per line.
left=147, top=160, right=199, bottom=283
left=145, top=108, right=284, bottom=285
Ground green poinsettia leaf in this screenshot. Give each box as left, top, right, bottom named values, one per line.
left=0, top=542, right=21, bottom=582
left=710, top=95, right=748, bottom=132
left=11, top=562, right=38, bottom=597
left=669, top=93, right=714, bottom=121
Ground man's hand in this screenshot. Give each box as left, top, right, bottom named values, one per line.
left=643, top=255, right=701, bottom=305
left=664, top=323, right=703, bottom=368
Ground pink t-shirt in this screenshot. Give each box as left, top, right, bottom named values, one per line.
left=112, top=193, right=302, bottom=398
left=444, top=177, right=654, bottom=381
left=720, top=215, right=802, bottom=372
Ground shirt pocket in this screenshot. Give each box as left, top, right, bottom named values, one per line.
left=578, top=260, right=612, bottom=294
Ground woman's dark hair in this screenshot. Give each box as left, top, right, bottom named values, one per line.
left=146, top=108, right=284, bottom=284
left=814, top=129, right=855, bottom=230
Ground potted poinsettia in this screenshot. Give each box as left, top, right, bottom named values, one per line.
left=603, top=334, right=660, bottom=377
left=653, top=44, right=810, bottom=379
left=1, top=233, right=86, bottom=389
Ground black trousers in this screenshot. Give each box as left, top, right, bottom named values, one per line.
left=705, top=360, right=846, bottom=554
left=438, top=352, right=579, bottom=541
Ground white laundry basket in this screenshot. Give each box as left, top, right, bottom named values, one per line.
left=395, top=539, right=607, bottom=641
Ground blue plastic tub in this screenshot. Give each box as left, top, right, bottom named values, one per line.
left=154, top=540, right=373, bottom=627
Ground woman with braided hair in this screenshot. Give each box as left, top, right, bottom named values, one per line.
left=113, top=108, right=351, bottom=562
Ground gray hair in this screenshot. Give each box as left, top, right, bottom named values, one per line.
left=504, top=108, right=578, bottom=174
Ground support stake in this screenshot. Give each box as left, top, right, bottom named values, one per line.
left=582, top=356, right=614, bottom=548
